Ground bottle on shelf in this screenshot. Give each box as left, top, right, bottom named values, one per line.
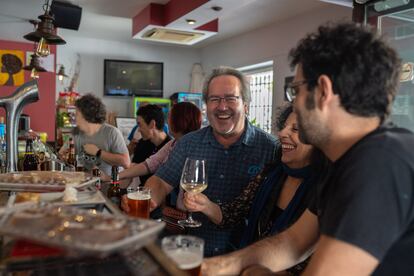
left=0, top=136, right=6, bottom=174
left=0, top=117, right=6, bottom=173
left=23, top=138, right=39, bottom=171
left=107, top=166, right=121, bottom=207
left=67, top=138, right=76, bottom=169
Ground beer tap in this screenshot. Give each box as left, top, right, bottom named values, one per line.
left=0, top=80, right=39, bottom=172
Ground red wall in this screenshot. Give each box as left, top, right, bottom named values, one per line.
left=0, top=39, right=56, bottom=141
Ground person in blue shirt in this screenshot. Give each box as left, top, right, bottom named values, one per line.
left=123, top=66, right=278, bottom=256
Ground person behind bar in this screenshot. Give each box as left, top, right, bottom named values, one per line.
left=123, top=66, right=278, bottom=256
left=126, top=102, right=169, bottom=157
left=70, top=94, right=130, bottom=176
left=102, top=102, right=202, bottom=188
left=127, top=104, right=171, bottom=186
left=202, top=22, right=414, bottom=276
left=183, top=103, right=330, bottom=274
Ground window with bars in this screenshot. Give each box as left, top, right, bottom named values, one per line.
left=245, top=68, right=273, bottom=133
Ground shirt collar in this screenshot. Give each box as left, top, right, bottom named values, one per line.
left=201, top=118, right=256, bottom=147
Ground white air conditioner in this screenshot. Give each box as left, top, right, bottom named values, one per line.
left=142, top=28, right=204, bottom=43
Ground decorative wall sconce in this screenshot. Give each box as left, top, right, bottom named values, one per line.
left=56, top=64, right=68, bottom=82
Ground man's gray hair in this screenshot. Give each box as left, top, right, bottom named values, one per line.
left=202, top=66, right=251, bottom=104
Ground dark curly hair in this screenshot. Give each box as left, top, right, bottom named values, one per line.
left=275, top=103, right=293, bottom=132
left=289, top=22, right=401, bottom=122
left=75, top=94, right=106, bottom=124
left=136, top=104, right=165, bottom=130
left=273, top=102, right=332, bottom=180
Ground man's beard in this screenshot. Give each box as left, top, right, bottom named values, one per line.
left=297, top=96, right=330, bottom=148
left=297, top=110, right=313, bottom=145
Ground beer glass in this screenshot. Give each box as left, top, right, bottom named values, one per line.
left=179, top=158, right=207, bottom=228
left=162, top=235, right=204, bottom=276
left=127, top=186, right=151, bottom=219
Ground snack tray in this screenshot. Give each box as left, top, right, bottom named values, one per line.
left=0, top=202, right=165, bottom=255
left=0, top=176, right=99, bottom=192
left=7, top=189, right=107, bottom=207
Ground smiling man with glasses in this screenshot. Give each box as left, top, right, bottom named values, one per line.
left=142, top=66, right=278, bottom=256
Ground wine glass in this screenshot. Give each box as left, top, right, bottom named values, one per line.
left=178, top=158, right=208, bottom=228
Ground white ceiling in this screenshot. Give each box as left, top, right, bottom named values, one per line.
left=0, top=0, right=351, bottom=48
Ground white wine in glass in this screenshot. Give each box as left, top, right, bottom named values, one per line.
left=178, top=158, right=207, bottom=228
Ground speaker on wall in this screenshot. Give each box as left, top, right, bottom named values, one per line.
left=51, top=0, right=82, bottom=31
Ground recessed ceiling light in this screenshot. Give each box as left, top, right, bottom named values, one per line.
left=186, top=19, right=196, bottom=25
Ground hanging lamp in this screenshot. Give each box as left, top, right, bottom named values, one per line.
left=23, top=0, right=66, bottom=45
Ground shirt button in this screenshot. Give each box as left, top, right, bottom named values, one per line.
left=214, top=248, right=219, bottom=252
left=219, top=174, right=224, bottom=179
left=224, top=150, right=228, bottom=155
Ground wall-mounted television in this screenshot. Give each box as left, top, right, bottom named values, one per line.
left=104, top=59, right=163, bottom=97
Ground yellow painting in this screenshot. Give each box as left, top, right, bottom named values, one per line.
left=0, top=50, right=24, bottom=86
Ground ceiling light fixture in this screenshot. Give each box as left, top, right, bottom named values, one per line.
left=36, top=37, right=50, bottom=57
left=23, top=54, right=47, bottom=79
left=23, top=0, right=66, bottom=47
left=211, top=6, right=223, bottom=12
left=186, top=19, right=196, bottom=25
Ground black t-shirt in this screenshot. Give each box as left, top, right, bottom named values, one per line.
left=132, top=136, right=171, bottom=184
left=309, top=123, right=414, bottom=275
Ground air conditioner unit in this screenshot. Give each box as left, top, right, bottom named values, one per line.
left=142, top=28, right=204, bottom=43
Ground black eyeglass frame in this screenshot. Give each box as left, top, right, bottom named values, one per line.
left=206, top=95, right=241, bottom=105
left=284, top=79, right=315, bottom=102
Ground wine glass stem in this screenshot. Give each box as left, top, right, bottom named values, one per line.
left=187, top=211, right=195, bottom=222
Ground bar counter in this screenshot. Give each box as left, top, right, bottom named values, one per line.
left=0, top=190, right=187, bottom=276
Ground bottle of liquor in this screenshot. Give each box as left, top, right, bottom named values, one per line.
left=67, top=138, right=76, bottom=169
left=23, top=138, right=39, bottom=171
left=0, top=134, right=6, bottom=173
left=0, top=118, right=6, bottom=173
left=107, top=166, right=121, bottom=207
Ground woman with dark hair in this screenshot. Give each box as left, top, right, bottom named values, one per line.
left=102, top=101, right=202, bottom=182
left=184, top=103, right=330, bottom=261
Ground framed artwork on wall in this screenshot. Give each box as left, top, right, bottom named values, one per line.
left=0, top=49, right=24, bottom=86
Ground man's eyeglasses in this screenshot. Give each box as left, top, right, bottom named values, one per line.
left=284, top=80, right=313, bottom=103
left=207, top=96, right=241, bottom=105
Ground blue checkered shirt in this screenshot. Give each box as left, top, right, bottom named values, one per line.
left=156, top=120, right=278, bottom=256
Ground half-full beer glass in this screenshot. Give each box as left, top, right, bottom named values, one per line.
left=162, top=235, right=204, bottom=276
left=127, top=186, right=151, bottom=219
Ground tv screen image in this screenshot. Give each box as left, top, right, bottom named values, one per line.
left=104, top=59, right=163, bottom=97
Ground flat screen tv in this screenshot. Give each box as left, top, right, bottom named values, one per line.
left=104, top=59, right=163, bottom=97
